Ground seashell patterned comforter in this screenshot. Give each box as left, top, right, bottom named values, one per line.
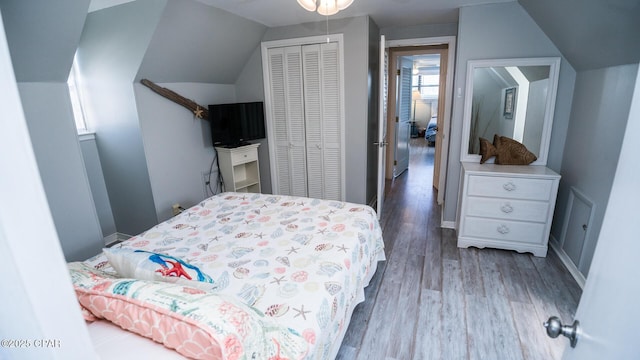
left=84, top=192, right=385, bottom=359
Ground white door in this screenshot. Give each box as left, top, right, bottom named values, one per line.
left=394, top=58, right=412, bottom=177
left=267, top=46, right=308, bottom=197
left=264, top=37, right=345, bottom=201
left=376, top=35, right=388, bottom=219
left=560, top=70, right=640, bottom=359
left=302, top=42, right=343, bottom=201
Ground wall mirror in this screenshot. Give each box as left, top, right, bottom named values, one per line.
left=460, top=57, right=560, bottom=165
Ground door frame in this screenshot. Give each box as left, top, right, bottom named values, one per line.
left=384, top=36, right=456, bottom=205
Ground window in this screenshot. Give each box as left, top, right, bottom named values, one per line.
left=67, top=54, right=88, bottom=133
left=412, top=74, right=440, bottom=99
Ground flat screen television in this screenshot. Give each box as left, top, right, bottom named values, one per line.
left=208, top=101, right=266, bottom=148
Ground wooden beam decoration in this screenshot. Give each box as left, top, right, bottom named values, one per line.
left=140, top=78, right=209, bottom=120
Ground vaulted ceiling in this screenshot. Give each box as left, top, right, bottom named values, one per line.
left=2, top=0, right=638, bottom=87
left=89, top=0, right=640, bottom=72
left=519, top=0, right=640, bottom=71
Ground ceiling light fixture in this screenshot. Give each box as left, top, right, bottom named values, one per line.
left=297, top=0, right=354, bottom=16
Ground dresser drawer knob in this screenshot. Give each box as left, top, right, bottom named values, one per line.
left=501, top=203, right=514, bottom=213
left=497, top=225, right=510, bottom=234
left=503, top=182, right=517, bottom=191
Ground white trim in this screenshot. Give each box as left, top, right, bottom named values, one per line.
left=104, top=233, right=119, bottom=246
left=104, top=232, right=133, bottom=246
left=549, top=235, right=586, bottom=289
left=387, top=36, right=454, bottom=48
left=386, top=36, right=456, bottom=205
left=261, top=34, right=346, bottom=201
left=78, top=132, right=96, bottom=141
left=118, top=232, right=133, bottom=241
left=441, top=220, right=456, bottom=229
left=261, top=34, right=343, bottom=49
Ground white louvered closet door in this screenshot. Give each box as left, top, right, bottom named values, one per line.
left=266, top=40, right=343, bottom=200
left=267, top=46, right=308, bottom=197
left=302, top=42, right=342, bottom=201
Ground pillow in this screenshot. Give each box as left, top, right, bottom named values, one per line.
left=68, top=262, right=308, bottom=360
left=494, top=135, right=537, bottom=165
left=103, top=248, right=216, bottom=290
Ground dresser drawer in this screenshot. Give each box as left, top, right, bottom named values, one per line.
left=230, top=147, right=258, bottom=165
left=467, top=175, right=554, bottom=201
left=465, top=197, right=549, bottom=222
left=461, top=217, right=546, bottom=245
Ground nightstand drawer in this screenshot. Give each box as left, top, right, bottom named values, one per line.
left=461, top=217, right=546, bottom=245
left=466, top=197, right=549, bottom=222
left=467, top=175, right=554, bottom=201
left=230, top=148, right=258, bottom=165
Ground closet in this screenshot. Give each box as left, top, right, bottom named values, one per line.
left=263, top=38, right=345, bottom=201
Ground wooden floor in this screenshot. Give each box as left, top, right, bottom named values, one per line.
left=336, top=138, right=582, bottom=360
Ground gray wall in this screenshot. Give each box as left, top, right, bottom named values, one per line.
left=0, top=0, right=89, bottom=82
left=235, top=46, right=272, bottom=194
left=80, top=136, right=117, bottom=238
left=136, top=0, right=266, bottom=83
left=134, top=82, right=236, bottom=221
left=1, top=0, right=103, bottom=261
left=551, top=63, right=638, bottom=276
left=519, top=0, right=640, bottom=71
left=78, top=0, right=167, bottom=235
left=443, top=2, right=576, bottom=223
left=17, top=83, right=104, bottom=261
left=0, top=13, right=96, bottom=355
left=261, top=16, right=372, bottom=204
left=79, top=0, right=269, bottom=228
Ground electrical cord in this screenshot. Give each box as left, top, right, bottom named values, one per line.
left=206, top=149, right=221, bottom=197
left=215, top=147, right=225, bottom=193
left=206, top=148, right=225, bottom=197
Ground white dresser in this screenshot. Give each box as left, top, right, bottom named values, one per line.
left=457, top=162, right=560, bottom=257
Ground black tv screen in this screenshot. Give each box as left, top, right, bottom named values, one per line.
left=209, top=101, right=265, bottom=147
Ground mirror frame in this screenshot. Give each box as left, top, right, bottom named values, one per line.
left=460, top=57, right=561, bottom=165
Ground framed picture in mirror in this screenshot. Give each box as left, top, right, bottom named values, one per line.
left=503, top=87, right=515, bottom=119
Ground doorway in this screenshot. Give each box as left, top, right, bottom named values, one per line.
left=383, top=37, right=455, bottom=207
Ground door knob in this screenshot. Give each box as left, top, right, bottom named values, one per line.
left=544, top=316, right=579, bottom=348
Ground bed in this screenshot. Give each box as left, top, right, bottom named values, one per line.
left=69, top=192, right=385, bottom=359
left=425, top=116, right=437, bottom=145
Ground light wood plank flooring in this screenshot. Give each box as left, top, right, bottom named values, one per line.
left=337, top=138, right=582, bottom=360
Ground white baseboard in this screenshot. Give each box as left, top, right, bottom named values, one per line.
left=104, top=232, right=133, bottom=246
left=368, top=195, right=377, bottom=210
left=441, top=220, right=456, bottom=229
left=549, top=235, right=586, bottom=289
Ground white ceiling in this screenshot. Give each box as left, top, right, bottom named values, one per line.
left=90, top=0, right=515, bottom=28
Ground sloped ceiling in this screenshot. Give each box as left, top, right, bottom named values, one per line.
left=0, top=0, right=90, bottom=82
left=519, top=0, right=640, bottom=71
left=135, top=0, right=266, bottom=83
